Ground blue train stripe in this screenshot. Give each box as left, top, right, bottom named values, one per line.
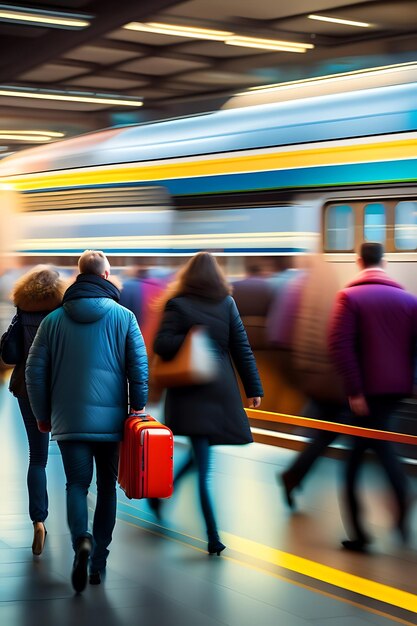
left=160, top=159, right=417, bottom=195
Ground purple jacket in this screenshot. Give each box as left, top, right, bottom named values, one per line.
left=328, top=269, right=417, bottom=397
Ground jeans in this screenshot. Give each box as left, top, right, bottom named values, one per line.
left=58, top=441, right=119, bottom=571
left=18, top=397, right=49, bottom=523
left=190, top=436, right=218, bottom=540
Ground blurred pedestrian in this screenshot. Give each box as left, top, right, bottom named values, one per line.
left=120, top=263, right=167, bottom=403
left=233, top=259, right=292, bottom=414
left=119, top=262, right=164, bottom=331
left=26, top=250, right=148, bottom=591
left=153, top=251, right=263, bottom=555
left=232, top=259, right=275, bottom=350
left=0, top=266, right=67, bottom=555
left=278, top=255, right=346, bottom=508
left=329, top=242, right=415, bottom=551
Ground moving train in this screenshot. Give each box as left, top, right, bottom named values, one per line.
left=0, top=63, right=416, bottom=290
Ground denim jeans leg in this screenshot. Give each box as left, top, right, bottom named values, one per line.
left=190, top=436, right=218, bottom=540
left=90, top=442, right=119, bottom=571
left=58, top=441, right=94, bottom=550
left=18, top=397, right=49, bottom=523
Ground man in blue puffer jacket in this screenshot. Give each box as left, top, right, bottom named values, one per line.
left=26, top=250, right=148, bottom=593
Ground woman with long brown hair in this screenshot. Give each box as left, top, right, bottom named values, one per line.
left=153, top=252, right=263, bottom=555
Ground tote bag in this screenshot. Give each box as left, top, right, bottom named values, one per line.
left=152, top=326, right=217, bottom=388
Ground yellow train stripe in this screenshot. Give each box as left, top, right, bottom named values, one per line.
left=113, top=504, right=417, bottom=619
left=6, top=136, right=417, bottom=192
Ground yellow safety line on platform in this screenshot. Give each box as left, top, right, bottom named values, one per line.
left=115, top=507, right=417, bottom=622
left=220, top=532, right=417, bottom=614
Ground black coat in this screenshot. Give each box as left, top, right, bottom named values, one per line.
left=9, top=309, right=49, bottom=398
left=154, top=295, right=263, bottom=445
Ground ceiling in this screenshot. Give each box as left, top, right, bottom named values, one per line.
left=0, top=0, right=416, bottom=157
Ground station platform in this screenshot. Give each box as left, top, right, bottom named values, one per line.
left=0, top=380, right=416, bottom=626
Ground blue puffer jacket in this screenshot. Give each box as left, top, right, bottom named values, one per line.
left=26, top=275, right=148, bottom=441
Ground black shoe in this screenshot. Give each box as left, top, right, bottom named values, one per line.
left=341, top=539, right=369, bottom=553
left=280, top=472, right=296, bottom=509
left=148, top=498, right=162, bottom=521
left=207, top=537, right=226, bottom=556
left=72, top=538, right=92, bottom=593
left=89, top=570, right=102, bottom=585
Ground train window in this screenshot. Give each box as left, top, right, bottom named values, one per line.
left=364, top=203, right=386, bottom=244
left=395, top=201, right=417, bottom=250
left=324, top=204, right=354, bottom=250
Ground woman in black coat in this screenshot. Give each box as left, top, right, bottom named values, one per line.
left=0, top=266, right=67, bottom=555
left=153, top=252, right=263, bottom=555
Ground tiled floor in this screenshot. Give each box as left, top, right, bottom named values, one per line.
left=1, top=381, right=416, bottom=626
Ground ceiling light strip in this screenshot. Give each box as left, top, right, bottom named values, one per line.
left=0, top=5, right=91, bottom=29
left=226, top=36, right=313, bottom=50
left=0, top=130, right=64, bottom=137
left=225, top=39, right=307, bottom=53
left=124, top=21, right=233, bottom=41
left=0, top=134, right=52, bottom=142
left=308, top=14, right=372, bottom=28
left=123, top=21, right=313, bottom=52
left=0, top=89, right=142, bottom=107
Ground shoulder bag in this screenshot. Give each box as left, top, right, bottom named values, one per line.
left=0, top=312, right=24, bottom=366
left=152, top=326, right=217, bottom=388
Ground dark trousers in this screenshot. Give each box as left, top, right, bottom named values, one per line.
left=58, top=441, right=119, bottom=571
left=18, top=397, right=49, bottom=523
left=343, top=396, right=408, bottom=543
left=284, top=400, right=348, bottom=487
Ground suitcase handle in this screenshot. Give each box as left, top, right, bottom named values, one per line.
left=129, top=411, right=151, bottom=421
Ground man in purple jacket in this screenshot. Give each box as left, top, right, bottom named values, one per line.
left=329, top=242, right=416, bottom=551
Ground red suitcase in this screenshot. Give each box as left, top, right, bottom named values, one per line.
left=118, top=413, right=174, bottom=500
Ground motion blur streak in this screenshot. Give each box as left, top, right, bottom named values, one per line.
left=0, top=186, right=17, bottom=273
